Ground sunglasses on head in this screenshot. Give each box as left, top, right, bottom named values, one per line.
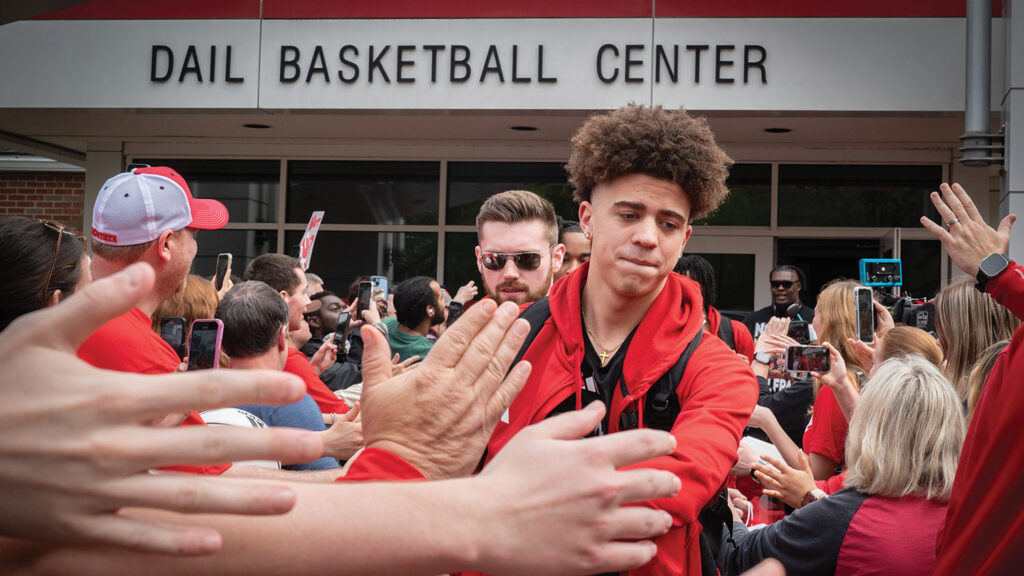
left=480, top=251, right=544, bottom=271
left=39, top=220, right=86, bottom=302
left=770, top=280, right=796, bottom=289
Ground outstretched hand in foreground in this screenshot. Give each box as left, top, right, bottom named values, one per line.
left=0, top=263, right=323, bottom=555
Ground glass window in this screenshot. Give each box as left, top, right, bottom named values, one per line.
left=694, top=164, right=771, bottom=226
left=776, top=237, right=886, bottom=308
left=689, top=253, right=756, bottom=312
left=778, top=165, right=942, bottom=227
left=133, top=159, right=279, bottom=224
left=443, top=232, right=480, bottom=294
left=284, top=230, right=437, bottom=293
left=287, top=161, right=439, bottom=225
left=191, top=229, right=278, bottom=279
left=446, top=162, right=576, bottom=225
left=900, top=240, right=942, bottom=299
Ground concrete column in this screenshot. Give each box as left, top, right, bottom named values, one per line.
left=82, top=141, right=123, bottom=240
left=1003, top=0, right=1024, bottom=262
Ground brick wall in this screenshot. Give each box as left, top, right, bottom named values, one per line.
left=0, top=172, right=86, bottom=229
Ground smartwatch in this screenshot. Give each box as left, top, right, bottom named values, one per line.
left=976, top=253, right=1011, bottom=293
left=800, top=488, right=827, bottom=508
left=754, top=352, right=772, bottom=365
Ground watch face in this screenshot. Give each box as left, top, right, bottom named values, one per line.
left=980, top=253, right=1010, bottom=278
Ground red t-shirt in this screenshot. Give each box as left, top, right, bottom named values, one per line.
left=285, top=347, right=350, bottom=415
left=77, top=307, right=230, bottom=475
left=803, top=386, right=848, bottom=469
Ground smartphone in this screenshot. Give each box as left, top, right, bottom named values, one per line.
left=357, top=281, right=372, bottom=317
left=159, top=317, right=187, bottom=361
left=370, top=275, right=389, bottom=300
left=785, top=345, right=831, bottom=373
left=855, top=286, right=875, bottom=344
left=187, top=319, right=223, bottom=371
left=215, top=253, right=232, bottom=292
left=334, top=311, right=352, bottom=347
left=787, top=321, right=811, bottom=345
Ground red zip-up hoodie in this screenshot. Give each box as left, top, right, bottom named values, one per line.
left=485, top=263, right=758, bottom=576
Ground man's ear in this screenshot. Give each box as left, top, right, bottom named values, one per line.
left=475, top=245, right=484, bottom=274
left=277, top=326, right=288, bottom=352
left=155, top=229, right=175, bottom=263
left=307, top=314, right=321, bottom=330
left=551, top=243, right=566, bottom=272
left=578, top=201, right=593, bottom=236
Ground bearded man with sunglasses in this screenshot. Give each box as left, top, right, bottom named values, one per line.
left=480, top=105, right=758, bottom=576
left=475, top=190, right=565, bottom=306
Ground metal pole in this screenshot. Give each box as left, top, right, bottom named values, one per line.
left=961, top=0, right=993, bottom=166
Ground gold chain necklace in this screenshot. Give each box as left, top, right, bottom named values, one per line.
left=583, top=315, right=623, bottom=367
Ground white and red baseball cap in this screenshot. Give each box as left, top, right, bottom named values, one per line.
left=91, top=166, right=229, bottom=246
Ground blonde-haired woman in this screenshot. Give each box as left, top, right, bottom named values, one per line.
left=720, top=355, right=964, bottom=576
left=803, top=279, right=869, bottom=479
left=934, top=277, right=1019, bottom=399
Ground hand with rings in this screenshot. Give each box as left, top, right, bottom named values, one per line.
left=920, top=183, right=1015, bottom=277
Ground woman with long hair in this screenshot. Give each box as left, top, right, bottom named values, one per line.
left=0, top=216, right=90, bottom=331
left=803, top=279, right=868, bottom=479
left=721, top=355, right=965, bottom=575
left=934, top=276, right=1019, bottom=399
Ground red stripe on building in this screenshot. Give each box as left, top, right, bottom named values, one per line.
left=653, top=0, right=1002, bottom=18
left=33, top=0, right=1002, bottom=20
left=34, top=0, right=260, bottom=20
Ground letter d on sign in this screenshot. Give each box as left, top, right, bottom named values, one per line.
left=151, top=45, right=173, bottom=82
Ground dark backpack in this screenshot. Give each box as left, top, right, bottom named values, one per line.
left=716, top=315, right=736, bottom=351
left=513, top=297, right=734, bottom=576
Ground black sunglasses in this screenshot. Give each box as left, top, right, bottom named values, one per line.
left=770, top=280, right=796, bottom=289
left=481, top=251, right=544, bottom=271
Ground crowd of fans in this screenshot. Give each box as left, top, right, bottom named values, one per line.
left=0, top=104, right=1022, bottom=576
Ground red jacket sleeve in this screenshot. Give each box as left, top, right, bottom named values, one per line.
left=621, top=337, right=757, bottom=574
left=936, top=262, right=1024, bottom=575
left=338, top=447, right=426, bottom=482
left=987, top=261, right=1024, bottom=321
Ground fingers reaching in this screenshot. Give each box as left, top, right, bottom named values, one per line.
left=70, top=513, right=225, bottom=556
left=121, top=369, right=307, bottom=421
left=427, top=299, right=498, bottom=368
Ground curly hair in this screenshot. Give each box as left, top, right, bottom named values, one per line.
left=566, top=104, right=733, bottom=220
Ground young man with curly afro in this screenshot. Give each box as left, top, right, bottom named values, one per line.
left=482, top=104, right=759, bottom=576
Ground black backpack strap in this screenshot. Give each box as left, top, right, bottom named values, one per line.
left=478, top=298, right=551, bottom=474
left=619, top=329, right=703, bottom=432
left=509, top=297, right=551, bottom=373
left=717, top=315, right=735, bottom=351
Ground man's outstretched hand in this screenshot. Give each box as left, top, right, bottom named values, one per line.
left=921, top=182, right=1015, bottom=276
left=358, top=299, right=531, bottom=480
left=0, top=263, right=324, bottom=555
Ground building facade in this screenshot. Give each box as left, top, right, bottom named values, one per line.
left=1, top=0, right=1018, bottom=310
